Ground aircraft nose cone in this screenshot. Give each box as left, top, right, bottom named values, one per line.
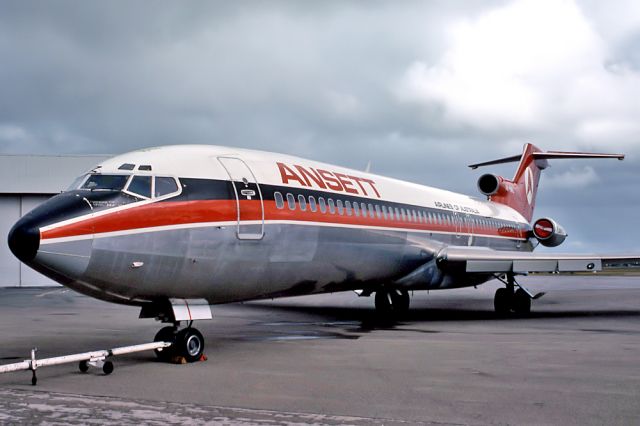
left=8, top=217, right=40, bottom=263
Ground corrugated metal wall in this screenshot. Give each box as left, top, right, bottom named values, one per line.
left=0, top=194, right=59, bottom=287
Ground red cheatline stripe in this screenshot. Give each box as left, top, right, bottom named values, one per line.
left=41, top=199, right=528, bottom=240
left=42, top=200, right=237, bottom=240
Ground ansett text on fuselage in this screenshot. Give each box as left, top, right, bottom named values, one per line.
left=277, top=162, right=381, bottom=198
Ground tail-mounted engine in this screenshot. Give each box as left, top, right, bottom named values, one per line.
left=532, top=217, right=567, bottom=247
left=477, top=174, right=504, bottom=197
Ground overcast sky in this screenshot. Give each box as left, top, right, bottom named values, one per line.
left=0, top=0, right=638, bottom=252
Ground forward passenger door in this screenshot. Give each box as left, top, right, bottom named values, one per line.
left=217, top=157, right=265, bottom=240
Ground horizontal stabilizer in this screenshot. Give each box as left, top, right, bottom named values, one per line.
left=469, top=150, right=624, bottom=169
left=468, top=155, right=522, bottom=169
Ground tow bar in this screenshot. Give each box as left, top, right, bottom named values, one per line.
left=0, top=341, right=171, bottom=385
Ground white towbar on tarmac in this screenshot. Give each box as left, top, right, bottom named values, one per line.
left=0, top=341, right=172, bottom=385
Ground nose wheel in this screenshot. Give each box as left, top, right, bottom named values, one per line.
left=154, top=326, right=205, bottom=363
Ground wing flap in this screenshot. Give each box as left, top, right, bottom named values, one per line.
left=439, top=247, right=637, bottom=274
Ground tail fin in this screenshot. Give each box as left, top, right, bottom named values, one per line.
left=469, top=144, right=624, bottom=222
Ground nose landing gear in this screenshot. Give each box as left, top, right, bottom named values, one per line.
left=153, top=324, right=205, bottom=363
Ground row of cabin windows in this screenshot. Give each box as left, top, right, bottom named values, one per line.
left=273, top=192, right=524, bottom=231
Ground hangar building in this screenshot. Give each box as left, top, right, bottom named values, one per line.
left=0, top=155, right=109, bottom=287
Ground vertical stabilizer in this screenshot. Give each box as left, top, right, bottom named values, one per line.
left=489, top=144, right=544, bottom=222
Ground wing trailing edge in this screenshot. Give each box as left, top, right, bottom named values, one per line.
left=437, top=247, right=640, bottom=275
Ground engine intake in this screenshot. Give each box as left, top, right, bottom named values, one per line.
left=532, top=217, right=567, bottom=247
left=477, top=174, right=502, bottom=196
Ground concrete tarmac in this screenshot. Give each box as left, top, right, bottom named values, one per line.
left=0, top=275, right=639, bottom=425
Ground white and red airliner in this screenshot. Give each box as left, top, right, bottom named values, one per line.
left=8, top=143, right=638, bottom=362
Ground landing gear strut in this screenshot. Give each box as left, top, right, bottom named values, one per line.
left=375, top=288, right=410, bottom=317
left=153, top=324, right=205, bottom=363
left=494, top=274, right=534, bottom=315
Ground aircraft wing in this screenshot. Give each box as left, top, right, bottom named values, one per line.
left=437, top=247, right=640, bottom=275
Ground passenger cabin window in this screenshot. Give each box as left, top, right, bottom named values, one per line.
left=337, top=199, right=344, bottom=215
left=319, top=197, right=327, bottom=213
left=309, top=196, right=317, bottom=212
left=368, top=204, right=375, bottom=219
left=353, top=202, right=360, bottom=216
left=345, top=201, right=353, bottom=216
left=287, top=193, right=296, bottom=210
left=155, top=177, right=179, bottom=197
left=298, top=195, right=307, bottom=211
left=82, top=174, right=129, bottom=191
left=274, top=192, right=284, bottom=209
left=375, top=205, right=382, bottom=219
left=127, top=176, right=152, bottom=199
left=361, top=203, right=367, bottom=217
left=328, top=199, right=336, bottom=214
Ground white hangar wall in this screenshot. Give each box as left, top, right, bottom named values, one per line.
left=0, top=155, right=109, bottom=287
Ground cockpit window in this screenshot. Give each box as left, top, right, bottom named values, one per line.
left=155, top=177, right=179, bottom=197
left=73, top=172, right=180, bottom=201
left=67, top=175, right=88, bottom=191
left=81, top=174, right=130, bottom=191
left=127, top=175, right=152, bottom=198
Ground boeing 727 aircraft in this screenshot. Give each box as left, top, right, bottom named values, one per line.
left=7, top=143, right=638, bottom=362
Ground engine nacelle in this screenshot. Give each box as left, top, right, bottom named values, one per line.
left=477, top=174, right=503, bottom=196
left=532, top=217, right=567, bottom=247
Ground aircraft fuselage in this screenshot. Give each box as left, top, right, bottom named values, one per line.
left=8, top=145, right=534, bottom=307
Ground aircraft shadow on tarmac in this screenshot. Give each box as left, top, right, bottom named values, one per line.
left=242, top=300, right=640, bottom=332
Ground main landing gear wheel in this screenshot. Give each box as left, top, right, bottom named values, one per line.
left=375, top=288, right=410, bottom=317
left=494, top=282, right=532, bottom=316
left=513, top=288, right=531, bottom=315
left=494, top=287, right=512, bottom=315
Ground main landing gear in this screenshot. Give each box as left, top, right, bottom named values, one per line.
left=494, top=273, right=544, bottom=315
left=153, top=324, right=205, bottom=363
left=374, top=288, right=410, bottom=317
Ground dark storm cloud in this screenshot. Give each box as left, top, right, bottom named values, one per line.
left=0, top=0, right=638, bottom=251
